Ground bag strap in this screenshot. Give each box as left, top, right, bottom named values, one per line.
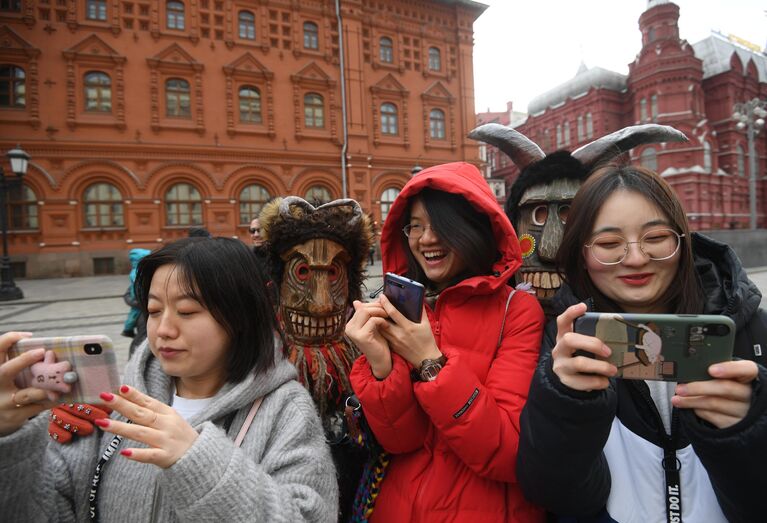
left=496, top=289, right=516, bottom=350
left=234, top=396, right=264, bottom=447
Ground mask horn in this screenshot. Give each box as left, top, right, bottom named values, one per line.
left=468, top=123, right=545, bottom=172
left=572, top=124, right=688, bottom=170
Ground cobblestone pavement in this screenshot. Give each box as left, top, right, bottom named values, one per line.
left=1, top=261, right=764, bottom=373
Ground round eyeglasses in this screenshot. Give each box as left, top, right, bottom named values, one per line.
left=402, top=223, right=436, bottom=239
left=584, top=229, right=684, bottom=265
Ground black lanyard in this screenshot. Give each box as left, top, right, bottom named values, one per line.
left=88, top=422, right=131, bottom=521
left=661, top=410, right=682, bottom=523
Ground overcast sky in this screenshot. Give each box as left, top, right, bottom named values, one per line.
left=473, top=0, right=767, bottom=114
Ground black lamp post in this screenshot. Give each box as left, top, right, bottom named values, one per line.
left=732, top=98, right=767, bottom=230
left=0, top=145, right=30, bottom=301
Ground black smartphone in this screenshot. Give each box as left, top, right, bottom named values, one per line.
left=573, top=312, right=735, bottom=382
left=383, top=272, right=425, bottom=323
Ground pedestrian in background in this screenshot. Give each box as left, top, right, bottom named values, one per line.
left=121, top=247, right=151, bottom=339
left=250, top=218, right=265, bottom=247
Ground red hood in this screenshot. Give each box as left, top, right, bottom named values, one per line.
left=381, top=162, right=522, bottom=296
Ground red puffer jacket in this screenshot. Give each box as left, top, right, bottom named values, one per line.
left=350, top=162, right=545, bottom=522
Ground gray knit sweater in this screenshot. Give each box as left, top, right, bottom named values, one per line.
left=0, top=342, right=338, bottom=522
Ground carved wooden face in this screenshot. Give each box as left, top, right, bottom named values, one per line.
left=279, top=238, right=351, bottom=343
left=515, top=178, right=581, bottom=307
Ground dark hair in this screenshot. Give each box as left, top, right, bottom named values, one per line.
left=557, top=165, right=704, bottom=314
left=135, top=237, right=277, bottom=383
left=188, top=227, right=212, bottom=238
left=403, top=188, right=497, bottom=286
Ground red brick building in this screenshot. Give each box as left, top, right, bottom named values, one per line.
left=478, top=0, right=767, bottom=231
left=0, top=0, right=486, bottom=277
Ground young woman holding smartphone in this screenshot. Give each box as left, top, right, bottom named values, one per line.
left=0, top=237, right=337, bottom=522
left=517, top=165, right=767, bottom=522
left=346, top=162, right=545, bottom=521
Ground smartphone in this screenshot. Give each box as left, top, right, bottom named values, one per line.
left=9, top=335, right=121, bottom=404
left=383, top=273, right=425, bottom=323
left=573, top=313, right=735, bottom=382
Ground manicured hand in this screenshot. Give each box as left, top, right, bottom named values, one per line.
left=551, top=303, right=618, bottom=392
left=0, top=332, right=58, bottom=437
left=345, top=300, right=393, bottom=379
left=95, top=385, right=199, bottom=469
left=672, top=360, right=758, bottom=429
left=48, top=403, right=113, bottom=443
left=377, top=294, right=442, bottom=369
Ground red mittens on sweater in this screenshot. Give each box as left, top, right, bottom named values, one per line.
left=48, top=403, right=112, bottom=443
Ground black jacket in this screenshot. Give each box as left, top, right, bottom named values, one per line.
left=517, top=233, right=767, bottom=522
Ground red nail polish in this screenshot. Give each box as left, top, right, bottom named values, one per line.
left=120, top=449, right=132, bottom=457
left=120, top=385, right=130, bottom=394
left=94, top=418, right=109, bottom=428
left=99, top=392, right=114, bottom=402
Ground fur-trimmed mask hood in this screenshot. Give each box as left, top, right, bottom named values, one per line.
left=259, top=197, right=374, bottom=304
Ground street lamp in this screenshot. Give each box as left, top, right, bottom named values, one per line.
left=732, top=98, right=767, bottom=230
left=0, top=145, right=30, bottom=301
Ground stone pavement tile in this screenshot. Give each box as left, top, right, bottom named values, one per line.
left=9, top=275, right=126, bottom=303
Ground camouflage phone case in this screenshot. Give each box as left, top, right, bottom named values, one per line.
left=10, top=335, right=121, bottom=404
left=573, top=313, right=735, bottom=382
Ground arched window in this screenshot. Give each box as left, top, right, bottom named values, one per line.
left=86, top=0, right=107, bottom=20
left=429, top=108, right=445, bottom=139
left=305, top=185, right=332, bottom=204
left=555, top=124, right=562, bottom=148
left=563, top=121, right=571, bottom=145
left=379, top=37, right=393, bottom=63
left=167, top=1, right=185, bottom=30
left=303, top=21, right=319, bottom=49
left=165, top=183, right=202, bottom=226
left=651, top=94, right=658, bottom=121
left=238, top=85, right=262, bottom=123
left=640, top=147, right=657, bottom=172
left=304, top=93, right=324, bottom=128
left=380, top=187, right=400, bottom=223
left=737, top=145, right=745, bottom=177
left=640, top=98, right=647, bottom=122
left=577, top=115, right=584, bottom=142
left=0, top=65, right=25, bottom=108
left=84, top=182, right=123, bottom=227
left=586, top=112, right=593, bottom=139
left=238, top=11, right=255, bottom=40
left=239, top=183, right=271, bottom=224
left=8, top=183, right=37, bottom=230
left=165, top=78, right=191, bottom=118
left=703, top=141, right=712, bottom=173
left=84, top=71, right=112, bottom=113
left=381, top=103, right=398, bottom=135
left=428, top=47, right=441, bottom=71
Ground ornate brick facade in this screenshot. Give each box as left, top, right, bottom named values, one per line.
left=0, top=0, right=486, bottom=277
left=478, top=1, right=767, bottom=231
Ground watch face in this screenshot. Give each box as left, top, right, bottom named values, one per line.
left=420, top=363, right=443, bottom=382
